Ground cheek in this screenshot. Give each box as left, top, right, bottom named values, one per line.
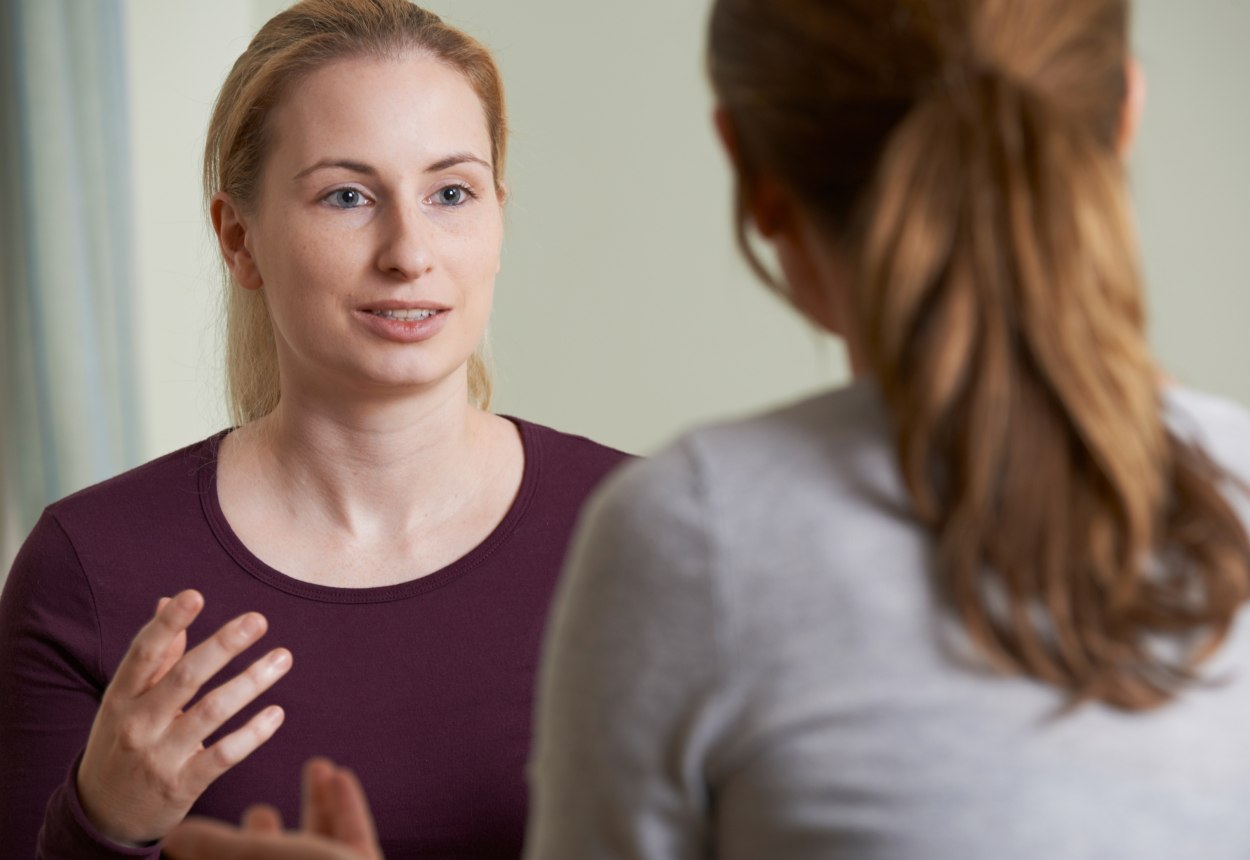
left=257, top=236, right=345, bottom=335
left=445, top=216, right=504, bottom=294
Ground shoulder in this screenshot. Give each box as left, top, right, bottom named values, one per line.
left=1165, top=386, right=1250, bottom=480
left=509, top=417, right=634, bottom=493
left=579, top=380, right=906, bottom=561
left=4, top=434, right=220, bottom=636
left=44, top=433, right=224, bottom=542
left=684, top=379, right=895, bottom=479
left=612, top=380, right=904, bottom=519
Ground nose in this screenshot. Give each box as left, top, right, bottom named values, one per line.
left=376, top=201, right=433, bottom=280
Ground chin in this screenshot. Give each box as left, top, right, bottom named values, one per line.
left=358, top=361, right=470, bottom=395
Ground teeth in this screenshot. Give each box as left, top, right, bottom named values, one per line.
left=370, top=309, right=439, bottom=321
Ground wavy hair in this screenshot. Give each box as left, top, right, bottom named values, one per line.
left=709, top=0, right=1250, bottom=709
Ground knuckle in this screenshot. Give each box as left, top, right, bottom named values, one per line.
left=152, top=770, right=183, bottom=804
left=216, top=622, right=248, bottom=650
left=130, top=640, right=163, bottom=666
left=99, top=690, right=126, bottom=719
left=166, top=662, right=199, bottom=691
left=116, top=718, right=146, bottom=752
left=196, top=693, right=230, bottom=726
left=247, top=658, right=273, bottom=685
left=209, top=741, right=239, bottom=770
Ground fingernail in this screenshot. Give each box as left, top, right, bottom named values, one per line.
left=176, top=591, right=201, bottom=612
left=267, top=649, right=292, bottom=671
left=265, top=705, right=285, bottom=725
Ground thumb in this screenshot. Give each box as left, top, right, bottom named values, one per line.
left=164, top=818, right=256, bottom=860
left=166, top=819, right=362, bottom=860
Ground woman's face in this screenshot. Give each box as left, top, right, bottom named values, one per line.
left=242, top=52, right=503, bottom=404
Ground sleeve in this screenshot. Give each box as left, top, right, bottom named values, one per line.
left=0, top=511, right=162, bottom=859
left=523, top=440, right=735, bottom=860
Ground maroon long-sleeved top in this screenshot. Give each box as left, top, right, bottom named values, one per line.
left=0, top=420, right=629, bottom=859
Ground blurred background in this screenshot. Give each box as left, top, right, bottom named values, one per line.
left=2, top=0, right=1249, bottom=577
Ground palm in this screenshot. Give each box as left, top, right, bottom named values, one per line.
left=164, top=758, right=382, bottom=860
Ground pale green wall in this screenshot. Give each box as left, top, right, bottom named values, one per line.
left=1131, top=0, right=1250, bottom=408
left=125, top=0, right=1250, bottom=459
left=124, top=0, right=254, bottom=452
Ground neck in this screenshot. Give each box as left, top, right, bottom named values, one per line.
left=792, top=217, right=872, bottom=379
left=844, top=324, right=871, bottom=378
left=236, top=379, right=489, bottom=537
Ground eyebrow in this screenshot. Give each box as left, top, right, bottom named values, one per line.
left=427, top=152, right=493, bottom=173
left=292, top=152, right=492, bottom=181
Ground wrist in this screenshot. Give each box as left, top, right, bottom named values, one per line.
left=75, top=760, right=161, bottom=846
left=61, top=751, right=166, bottom=855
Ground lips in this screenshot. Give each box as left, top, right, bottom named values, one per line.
left=358, top=299, right=451, bottom=313
left=367, top=308, right=441, bottom=321
left=354, top=303, right=451, bottom=344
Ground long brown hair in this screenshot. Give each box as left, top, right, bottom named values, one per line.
left=204, top=0, right=507, bottom=425
left=709, top=0, right=1250, bottom=709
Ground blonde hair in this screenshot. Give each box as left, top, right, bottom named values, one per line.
left=710, top=0, right=1250, bottom=709
left=204, top=0, right=506, bottom=425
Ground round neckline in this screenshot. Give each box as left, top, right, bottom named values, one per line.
left=198, top=417, right=541, bottom=604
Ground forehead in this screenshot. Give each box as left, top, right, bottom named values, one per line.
left=267, top=52, right=492, bottom=168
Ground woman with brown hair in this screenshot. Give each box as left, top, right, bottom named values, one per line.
left=163, top=0, right=1250, bottom=858
left=0, top=1, right=627, bottom=857
left=528, top=0, right=1250, bottom=854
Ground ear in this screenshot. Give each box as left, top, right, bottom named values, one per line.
left=211, top=192, right=264, bottom=290
left=1118, top=58, right=1146, bottom=158
left=748, top=177, right=793, bottom=239
left=492, top=183, right=507, bottom=276
left=713, top=105, right=791, bottom=238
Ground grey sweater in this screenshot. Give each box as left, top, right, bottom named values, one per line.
left=525, top=381, right=1250, bottom=859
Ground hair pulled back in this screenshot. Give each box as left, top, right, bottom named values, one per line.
left=205, top=0, right=507, bottom=424
left=710, top=0, right=1250, bottom=709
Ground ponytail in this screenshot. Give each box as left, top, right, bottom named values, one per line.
left=856, top=66, right=1250, bottom=708
left=709, top=0, right=1250, bottom=709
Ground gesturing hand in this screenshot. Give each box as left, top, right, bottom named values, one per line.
left=164, top=758, right=383, bottom=860
left=77, top=589, right=293, bottom=845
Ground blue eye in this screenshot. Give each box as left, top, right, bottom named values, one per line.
left=325, top=188, right=367, bottom=209
left=435, top=185, right=473, bottom=206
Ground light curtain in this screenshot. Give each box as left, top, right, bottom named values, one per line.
left=0, top=0, right=140, bottom=577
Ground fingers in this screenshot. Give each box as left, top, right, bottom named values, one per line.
left=145, top=611, right=272, bottom=715
left=165, top=647, right=293, bottom=748
left=164, top=818, right=244, bottom=860
left=242, top=804, right=284, bottom=834
left=300, top=759, right=381, bottom=858
left=165, top=818, right=293, bottom=860
left=111, top=590, right=204, bottom=698
left=166, top=818, right=361, bottom=860
left=181, top=705, right=286, bottom=792
left=302, top=757, right=337, bottom=836
left=149, top=598, right=189, bottom=692
left=165, top=762, right=378, bottom=860
left=77, top=592, right=294, bottom=845
left=325, top=767, right=381, bottom=856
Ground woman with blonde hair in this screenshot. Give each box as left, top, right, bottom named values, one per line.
left=163, top=0, right=1250, bottom=858
left=0, top=1, right=626, bottom=857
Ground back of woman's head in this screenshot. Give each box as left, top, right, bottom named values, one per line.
left=205, top=0, right=505, bottom=424
left=710, top=0, right=1250, bottom=710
